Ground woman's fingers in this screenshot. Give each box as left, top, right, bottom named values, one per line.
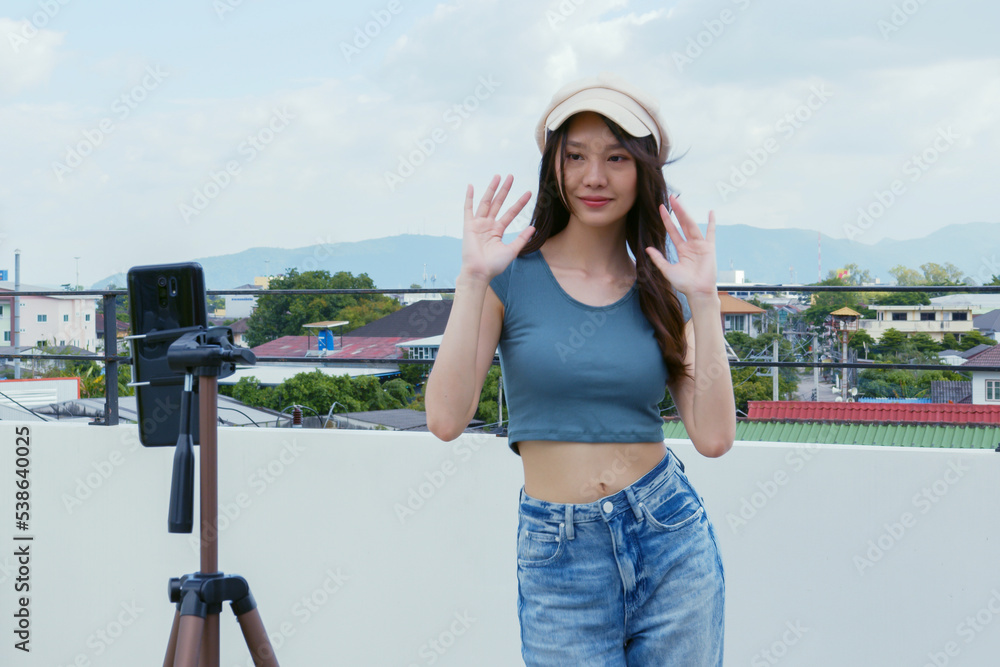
left=706, top=210, right=716, bottom=245
left=497, top=190, right=532, bottom=229
left=487, top=174, right=515, bottom=220
left=659, top=204, right=684, bottom=249
left=668, top=195, right=703, bottom=241
left=475, top=174, right=501, bottom=219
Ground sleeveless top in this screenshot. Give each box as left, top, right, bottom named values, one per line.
left=489, top=250, right=691, bottom=454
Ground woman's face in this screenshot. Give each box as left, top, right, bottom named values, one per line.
left=556, top=111, right=638, bottom=230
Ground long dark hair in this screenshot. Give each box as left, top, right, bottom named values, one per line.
left=521, top=113, right=690, bottom=381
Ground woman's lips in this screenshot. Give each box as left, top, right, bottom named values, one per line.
left=579, top=197, right=611, bottom=208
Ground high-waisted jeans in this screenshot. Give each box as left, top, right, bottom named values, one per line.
left=516, top=448, right=725, bottom=666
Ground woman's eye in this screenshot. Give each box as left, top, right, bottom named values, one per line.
left=609, top=155, right=629, bottom=163
left=567, top=153, right=583, bottom=161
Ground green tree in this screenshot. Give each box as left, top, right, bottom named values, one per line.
left=956, top=330, right=997, bottom=351
left=245, top=269, right=401, bottom=347
left=889, top=265, right=923, bottom=286
left=800, top=277, right=866, bottom=326
left=869, top=291, right=930, bottom=306
left=919, top=262, right=965, bottom=286
left=475, top=366, right=507, bottom=427
left=873, top=328, right=907, bottom=356
left=847, top=329, right=875, bottom=355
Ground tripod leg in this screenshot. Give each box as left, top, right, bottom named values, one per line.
left=200, top=613, right=220, bottom=667
left=171, top=589, right=208, bottom=667
left=174, top=614, right=205, bottom=667
left=236, top=609, right=279, bottom=667
left=164, top=608, right=181, bottom=667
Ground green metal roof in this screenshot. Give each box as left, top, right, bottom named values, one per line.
left=662, top=420, right=1000, bottom=449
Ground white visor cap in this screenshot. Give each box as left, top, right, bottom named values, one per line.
left=535, top=73, right=670, bottom=165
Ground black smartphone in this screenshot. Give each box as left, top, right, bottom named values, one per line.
left=127, top=263, right=208, bottom=446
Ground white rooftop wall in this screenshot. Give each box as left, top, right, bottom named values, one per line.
left=2, top=424, right=999, bottom=666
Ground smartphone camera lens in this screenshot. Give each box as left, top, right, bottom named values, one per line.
left=157, top=276, right=167, bottom=287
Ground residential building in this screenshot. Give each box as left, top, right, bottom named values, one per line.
left=0, top=283, right=98, bottom=350
left=224, top=277, right=269, bottom=318
left=929, top=293, right=1000, bottom=315
left=964, top=345, right=1000, bottom=405
left=719, top=292, right=766, bottom=337
left=973, top=308, right=1000, bottom=341
left=859, top=304, right=974, bottom=342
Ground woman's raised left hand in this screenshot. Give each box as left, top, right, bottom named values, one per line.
left=644, top=195, right=719, bottom=299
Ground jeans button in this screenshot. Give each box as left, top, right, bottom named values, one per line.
left=602, top=501, right=614, bottom=514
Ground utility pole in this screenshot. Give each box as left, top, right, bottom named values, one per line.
left=772, top=338, right=779, bottom=401
left=812, top=334, right=819, bottom=400
left=14, top=249, right=21, bottom=379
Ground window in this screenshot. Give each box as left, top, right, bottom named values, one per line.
left=725, top=314, right=746, bottom=332
left=0, top=305, right=4, bottom=315
left=37, top=314, right=47, bottom=322
left=3, top=331, right=8, bottom=342
left=920, top=313, right=935, bottom=321
left=63, top=314, right=69, bottom=322
left=85, top=314, right=91, bottom=322
left=892, top=313, right=907, bottom=321
left=951, top=312, right=967, bottom=321
left=987, top=380, right=1000, bottom=402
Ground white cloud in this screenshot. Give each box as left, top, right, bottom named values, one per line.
left=0, top=18, right=64, bottom=96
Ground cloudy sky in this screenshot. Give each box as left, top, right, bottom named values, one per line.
left=1, top=0, right=997, bottom=287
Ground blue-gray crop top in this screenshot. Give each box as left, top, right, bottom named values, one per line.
left=490, top=250, right=691, bottom=455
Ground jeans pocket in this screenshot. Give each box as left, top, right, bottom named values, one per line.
left=639, top=479, right=705, bottom=532
left=517, top=520, right=566, bottom=567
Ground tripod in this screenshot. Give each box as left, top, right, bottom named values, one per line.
left=154, top=327, right=279, bottom=667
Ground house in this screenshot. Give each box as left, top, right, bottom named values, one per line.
left=859, top=304, right=974, bottom=342
left=719, top=292, right=766, bottom=337
left=929, top=380, right=972, bottom=404
left=224, top=277, right=268, bottom=318
left=95, top=312, right=130, bottom=353
left=963, top=345, right=1000, bottom=405
left=0, top=283, right=98, bottom=351
left=229, top=317, right=249, bottom=347
left=929, top=293, right=1000, bottom=315
left=973, top=308, right=1000, bottom=341
left=746, top=400, right=1000, bottom=425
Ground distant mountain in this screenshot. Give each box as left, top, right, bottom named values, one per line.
left=92, top=223, right=1000, bottom=290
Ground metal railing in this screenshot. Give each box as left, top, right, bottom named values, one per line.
left=3, top=284, right=999, bottom=425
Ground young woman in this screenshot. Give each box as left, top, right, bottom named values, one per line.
left=425, top=74, right=735, bottom=666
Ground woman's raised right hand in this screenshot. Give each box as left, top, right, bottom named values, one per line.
left=461, top=174, right=534, bottom=281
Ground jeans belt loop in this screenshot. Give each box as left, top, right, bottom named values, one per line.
left=624, top=486, right=644, bottom=521
left=563, top=504, right=575, bottom=541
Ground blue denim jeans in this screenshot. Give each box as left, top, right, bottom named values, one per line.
left=516, top=448, right=725, bottom=666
